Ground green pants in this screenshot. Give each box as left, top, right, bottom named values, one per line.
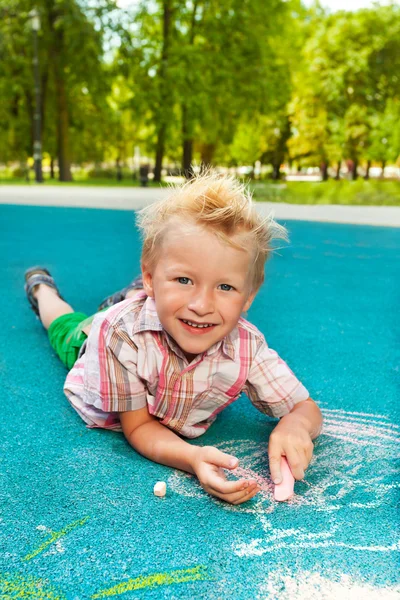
left=48, top=312, right=96, bottom=370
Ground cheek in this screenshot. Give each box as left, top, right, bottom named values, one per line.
left=165, top=287, right=186, bottom=304
left=156, top=288, right=183, bottom=314
left=222, top=298, right=246, bottom=320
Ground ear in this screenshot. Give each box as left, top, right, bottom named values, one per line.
left=243, top=290, right=257, bottom=313
left=141, top=265, right=155, bottom=298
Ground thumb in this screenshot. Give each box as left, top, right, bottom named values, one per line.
left=208, top=447, right=239, bottom=469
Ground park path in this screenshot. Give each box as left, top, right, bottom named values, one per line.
left=0, top=184, right=399, bottom=227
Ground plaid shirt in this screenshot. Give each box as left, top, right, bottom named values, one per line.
left=64, top=292, right=309, bottom=438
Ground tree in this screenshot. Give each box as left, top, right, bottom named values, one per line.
left=288, top=5, right=400, bottom=178
left=119, top=0, right=297, bottom=179
left=0, top=0, right=117, bottom=179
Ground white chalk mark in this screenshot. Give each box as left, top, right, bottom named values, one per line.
left=322, top=412, right=400, bottom=430
left=323, top=421, right=400, bottom=443
left=322, top=432, right=387, bottom=447
left=44, top=539, right=66, bottom=556
left=235, top=539, right=400, bottom=557
left=168, top=407, right=399, bottom=580
left=257, top=571, right=400, bottom=599
left=35, top=523, right=66, bottom=556
left=232, top=465, right=273, bottom=496
left=318, top=406, right=392, bottom=420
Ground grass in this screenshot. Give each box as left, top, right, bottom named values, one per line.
left=1, top=175, right=400, bottom=205
left=251, top=179, right=400, bottom=206
left=0, top=176, right=166, bottom=187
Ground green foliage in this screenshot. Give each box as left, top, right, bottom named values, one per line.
left=252, top=180, right=400, bottom=206
left=289, top=5, right=400, bottom=175
left=0, top=0, right=399, bottom=184
left=0, top=0, right=119, bottom=176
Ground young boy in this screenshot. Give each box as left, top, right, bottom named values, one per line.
left=25, top=171, right=322, bottom=505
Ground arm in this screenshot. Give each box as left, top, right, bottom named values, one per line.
left=283, top=397, right=323, bottom=440
left=85, top=316, right=257, bottom=503
left=120, top=406, right=197, bottom=473
left=268, top=397, right=323, bottom=484
left=119, top=407, right=261, bottom=505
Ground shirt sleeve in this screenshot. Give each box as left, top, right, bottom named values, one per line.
left=242, top=338, right=309, bottom=418
left=83, top=312, right=148, bottom=413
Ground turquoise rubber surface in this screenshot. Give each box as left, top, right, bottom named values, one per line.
left=1, top=204, right=399, bottom=599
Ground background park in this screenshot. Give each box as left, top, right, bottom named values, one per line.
left=1, top=1, right=399, bottom=599
left=1, top=0, right=400, bottom=206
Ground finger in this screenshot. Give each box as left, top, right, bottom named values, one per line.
left=269, top=455, right=283, bottom=484
left=207, top=476, right=250, bottom=494
left=207, top=472, right=258, bottom=495
left=301, top=445, right=313, bottom=474
left=230, top=484, right=261, bottom=505
left=206, top=447, right=239, bottom=470
left=268, top=447, right=284, bottom=485
left=218, top=483, right=260, bottom=505
left=298, top=443, right=312, bottom=470
left=285, top=447, right=305, bottom=480
left=268, top=434, right=285, bottom=484
left=305, top=440, right=314, bottom=465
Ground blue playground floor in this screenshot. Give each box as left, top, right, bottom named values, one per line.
left=1, top=204, right=399, bottom=599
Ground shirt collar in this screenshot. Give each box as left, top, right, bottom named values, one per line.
left=131, top=293, right=163, bottom=335
left=131, top=293, right=237, bottom=361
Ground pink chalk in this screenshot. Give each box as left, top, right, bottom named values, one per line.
left=274, top=457, right=295, bottom=501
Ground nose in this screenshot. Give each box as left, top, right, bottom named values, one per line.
left=187, top=286, right=215, bottom=315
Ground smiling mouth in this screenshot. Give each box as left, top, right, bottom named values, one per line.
left=180, top=319, right=216, bottom=329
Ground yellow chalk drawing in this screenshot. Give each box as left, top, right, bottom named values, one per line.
left=23, top=516, right=90, bottom=561
left=0, top=571, right=66, bottom=599
left=91, top=565, right=209, bottom=598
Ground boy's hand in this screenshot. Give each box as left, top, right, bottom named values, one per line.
left=268, top=415, right=314, bottom=484
left=191, top=446, right=260, bottom=505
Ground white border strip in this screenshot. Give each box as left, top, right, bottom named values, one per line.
left=1, top=186, right=400, bottom=227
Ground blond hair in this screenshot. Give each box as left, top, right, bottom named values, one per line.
left=136, top=170, right=288, bottom=293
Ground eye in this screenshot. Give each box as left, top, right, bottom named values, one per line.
left=219, top=284, right=234, bottom=291
left=177, top=277, right=192, bottom=285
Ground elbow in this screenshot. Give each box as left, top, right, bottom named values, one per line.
left=119, top=406, right=157, bottom=445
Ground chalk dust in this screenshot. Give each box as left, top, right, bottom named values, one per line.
left=256, top=571, right=400, bottom=600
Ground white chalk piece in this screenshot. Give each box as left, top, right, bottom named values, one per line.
left=274, top=457, right=295, bottom=502
left=153, top=481, right=167, bottom=497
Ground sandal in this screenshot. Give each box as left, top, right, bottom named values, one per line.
left=24, top=266, right=65, bottom=317
left=97, top=274, right=144, bottom=311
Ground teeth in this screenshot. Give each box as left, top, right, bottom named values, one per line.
left=182, top=319, right=214, bottom=328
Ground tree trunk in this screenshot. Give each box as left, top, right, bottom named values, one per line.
left=24, top=90, right=35, bottom=159
left=41, top=66, right=48, bottom=138
left=182, top=140, right=194, bottom=178
left=272, top=162, right=281, bottom=180
left=335, top=161, right=341, bottom=180
left=153, top=0, right=173, bottom=183
left=181, top=2, right=198, bottom=180
left=50, top=156, right=55, bottom=179
left=381, top=160, right=386, bottom=178
left=182, top=103, right=194, bottom=178
left=55, top=77, right=72, bottom=181
left=321, top=162, right=329, bottom=181
left=154, top=128, right=165, bottom=183
left=116, top=157, right=122, bottom=181
left=200, top=143, right=216, bottom=168
left=350, top=159, right=358, bottom=181
left=51, top=23, right=72, bottom=182
left=364, top=159, right=371, bottom=180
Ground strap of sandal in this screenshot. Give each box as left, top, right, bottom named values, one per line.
left=25, top=272, right=63, bottom=316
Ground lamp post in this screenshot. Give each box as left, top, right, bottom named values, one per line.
left=29, top=8, right=43, bottom=183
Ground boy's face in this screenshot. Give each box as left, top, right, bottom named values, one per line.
left=142, top=220, right=257, bottom=362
